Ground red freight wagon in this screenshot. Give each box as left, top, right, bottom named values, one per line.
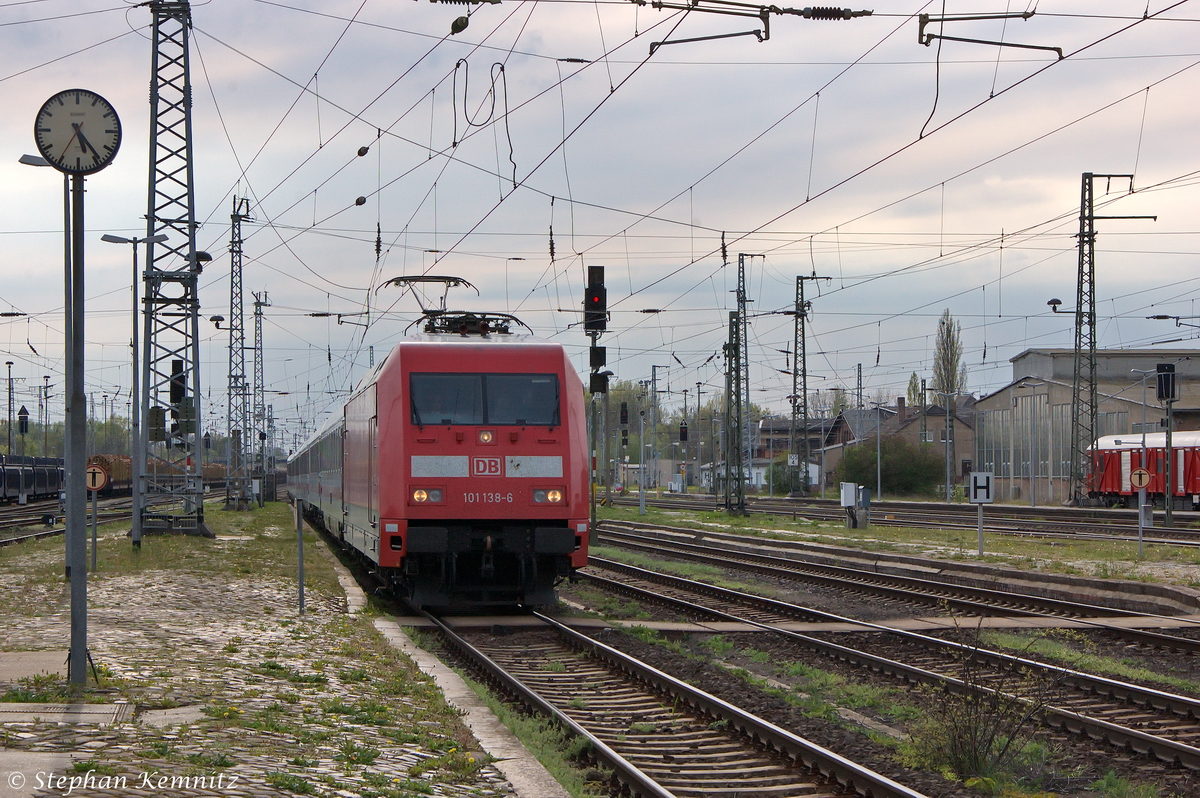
left=1090, top=432, right=1200, bottom=509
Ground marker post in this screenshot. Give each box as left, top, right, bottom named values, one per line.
left=1130, top=468, right=1151, bottom=558
left=84, top=464, right=108, bottom=572
left=968, top=472, right=994, bottom=555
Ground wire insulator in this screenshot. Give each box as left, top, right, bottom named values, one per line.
left=802, top=7, right=852, bottom=19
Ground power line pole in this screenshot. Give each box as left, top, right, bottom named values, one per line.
left=736, top=255, right=757, bottom=492
left=252, top=291, right=271, bottom=498
left=725, top=311, right=745, bottom=515
left=226, top=197, right=252, bottom=510
left=791, top=275, right=829, bottom=495
left=139, top=0, right=210, bottom=535
left=1069, top=172, right=1155, bottom=505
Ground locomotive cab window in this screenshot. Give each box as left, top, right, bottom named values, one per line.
left=411, top=373, right=559, bottom=427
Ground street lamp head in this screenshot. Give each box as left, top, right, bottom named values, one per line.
left=18, top=154, right=50, bottom=167
left=101, top=234, right=131, bottom=244
left=187, top=251, right=213, bottom=273
left=1047, top=298, right=1062, bottom=312
left=209, top=315, right=225, bottom=328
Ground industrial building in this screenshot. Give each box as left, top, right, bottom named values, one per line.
left=973, top=348, right=1200, bottom=505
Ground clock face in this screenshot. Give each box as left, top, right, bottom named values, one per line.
left=34, top=89, right=122, bottom=175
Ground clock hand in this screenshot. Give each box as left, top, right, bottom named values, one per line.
left=61, top=124, right=82, bottom=157
left=73, top=123, right=96, bottom=156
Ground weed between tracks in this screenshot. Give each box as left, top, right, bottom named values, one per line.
left=572, top=569, right=1183, bottom=797
left=405, top=627, right=610, bottom=798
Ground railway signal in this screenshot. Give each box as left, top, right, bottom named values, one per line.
left=584, top=265, right=606, bottom=332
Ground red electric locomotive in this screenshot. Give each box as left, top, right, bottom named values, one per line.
left=1089, top=432, right=1200, bottom=508
left=289, top=310, right=590, bottom=607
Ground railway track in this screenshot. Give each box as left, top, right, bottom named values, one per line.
left=426, top=610, right=931, bottom=798
left=0, top=492, right=229, bottom=547
left=612, top=493, right=1200, bottom=546
left=581, top=557, right=1200, bottom=770
left=597, top=520, right=1200, bottom=653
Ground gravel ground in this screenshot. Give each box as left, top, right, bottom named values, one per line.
left=561, top=544, right=1200, bottom=797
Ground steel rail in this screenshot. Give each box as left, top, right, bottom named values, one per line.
left=423, top=611, right=676, bottom=798
left=598, top=522, right=1200, bottom=653
left=537, top=612, right=932, bottom=798
left=587, top=559, right=1200, bottom=721
left=581, top=561, right=1200, bottom=769
left=427, top=609, right=931, bottom=798
left=613, top=493, right=1200, bottom=543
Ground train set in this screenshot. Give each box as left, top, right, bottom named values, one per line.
left=287, top=310, right=590, bottom=608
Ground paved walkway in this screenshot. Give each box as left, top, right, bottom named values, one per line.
left=0, top=516, right=564, bottom=798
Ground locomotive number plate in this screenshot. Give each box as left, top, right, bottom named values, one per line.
left=463, top=492, right=514, bottom=504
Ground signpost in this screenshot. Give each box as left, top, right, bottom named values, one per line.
left=86, top=464, right=108, bottom=572
left=1131, top=467, right=1151, bottom=557
left=968, top=472, right=994, bottom=555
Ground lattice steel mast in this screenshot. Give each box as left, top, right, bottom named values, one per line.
left=252, top=291, right=271, bottom=486
left=736, top=255, right=753, bottom=487
left=225, top=197, right=252, bottom=510
left=724, top=310, right=745, bottom=515
left=791, top=274, right=829, bottom=495
left=139, top=0, right=208, bottom=534
left=1068, top=173, right=1153, bottom=504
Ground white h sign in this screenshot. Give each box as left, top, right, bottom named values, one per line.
left=968, top=472, right=994, bottom=504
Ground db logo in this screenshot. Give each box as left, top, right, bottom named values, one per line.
left=472, top=457, right=502, bottom=477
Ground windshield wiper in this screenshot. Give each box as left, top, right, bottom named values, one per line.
left=411, top=393, right=424, bottom=431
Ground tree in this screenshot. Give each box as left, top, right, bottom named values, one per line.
left=907, top=372, right=922, bottom=406
left=932, top=309, right=967, bottom=395
left=835, top=436, right=945, bottom=495
left=829, top=388, right=851, bottom=416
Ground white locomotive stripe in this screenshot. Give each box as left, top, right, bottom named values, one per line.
left=505, top=456, right=562, bottom=478
left=411, top=455, right=470, bottom=477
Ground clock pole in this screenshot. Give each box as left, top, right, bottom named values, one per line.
left=67, top=173, right=87, bottom=685
left=33, top=87, right=122, bottom=685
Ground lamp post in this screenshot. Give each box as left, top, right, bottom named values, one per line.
left=870, top=401, right=884, bottom=501
left=639, top=410, right=647, bottom=516
left=5, top=361, right=13, bottom=455
left=935, top=391, right=956, bottom=502
left=43, top=376, right=50, bottom=456
left=101, top=232, right=168, bottom=548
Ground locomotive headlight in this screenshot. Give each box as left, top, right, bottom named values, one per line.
left=412, top=488, right=443, bottom=503
left=533, top=488, right=564, bottom=504
left=478, top=429, right=494, bottom=443
left=547, top=489, right=563, bottom=503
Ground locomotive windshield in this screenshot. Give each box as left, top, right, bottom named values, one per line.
left=411, top=373, right=560, bottom=427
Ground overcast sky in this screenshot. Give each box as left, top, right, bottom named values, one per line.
left=2, top=0, right=1199, bottom=444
